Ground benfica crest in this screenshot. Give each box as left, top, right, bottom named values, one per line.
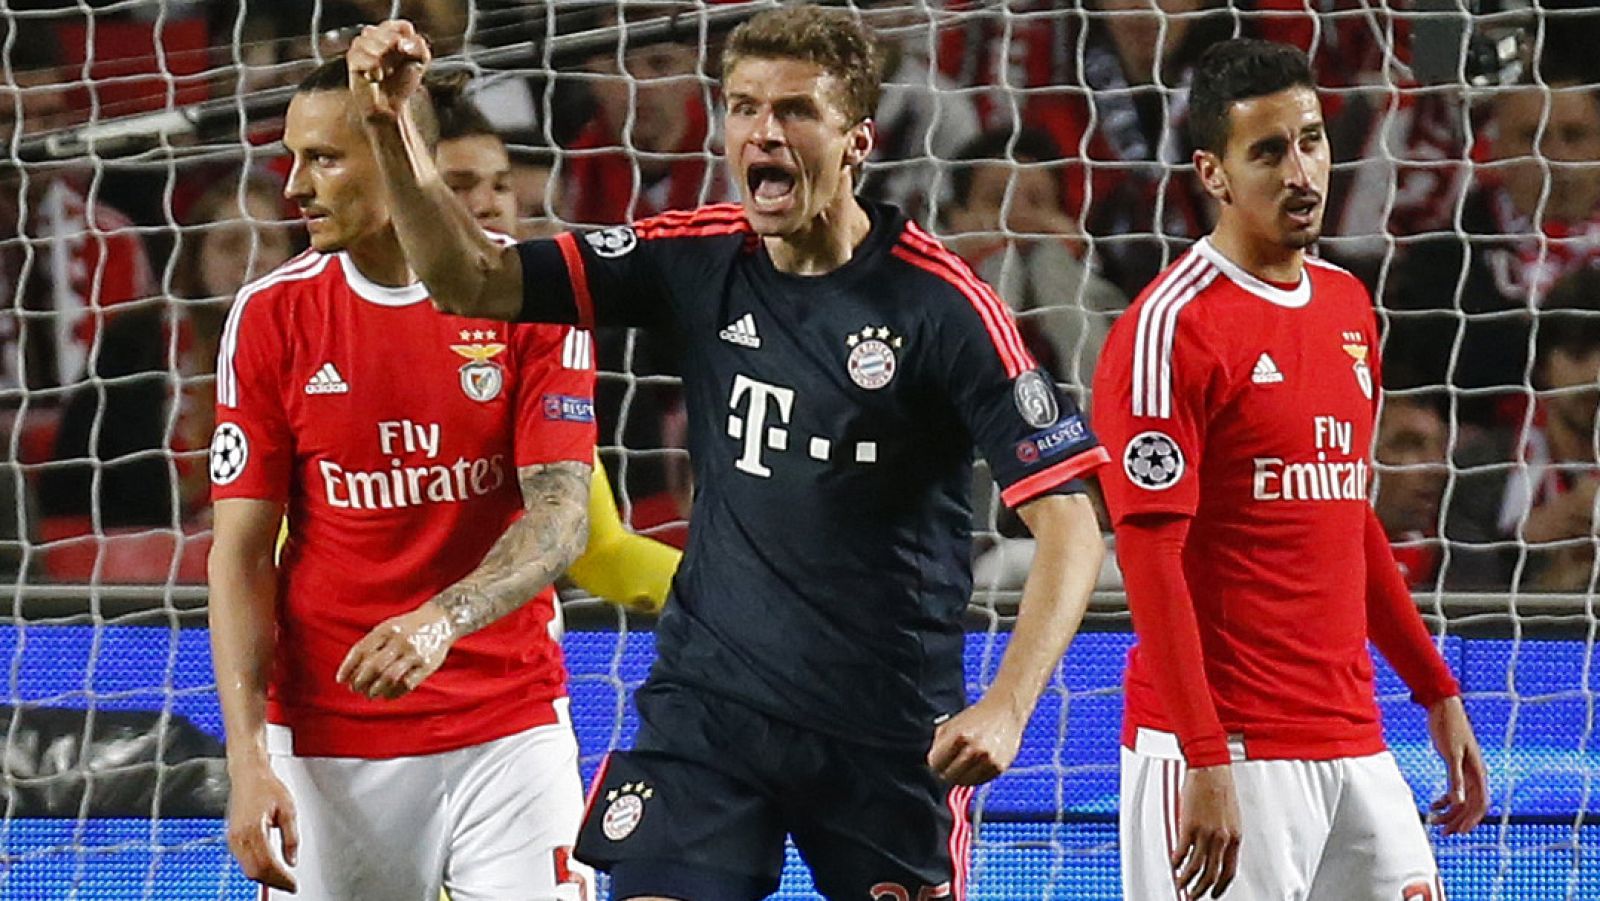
left=1341, top=331, right=1372, bottom=400
left=452, top=330, right=507, bottom=402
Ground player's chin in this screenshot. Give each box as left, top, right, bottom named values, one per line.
left=741, top=198, right=802, bottom=236
left=1281, top=224, right=1322, bottom=250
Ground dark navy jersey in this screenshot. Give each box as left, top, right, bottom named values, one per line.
left=518, top=201, right=1108, bottom=747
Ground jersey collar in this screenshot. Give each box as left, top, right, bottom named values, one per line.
left=338, top=253, right=430, bottom=306
left=1193, top=237, right=1311, bottom=308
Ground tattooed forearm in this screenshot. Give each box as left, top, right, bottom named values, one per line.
left=432, top=460, right=591, bottom=638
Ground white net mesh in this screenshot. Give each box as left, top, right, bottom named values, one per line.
left=0, top=1, right=1596, bottom=898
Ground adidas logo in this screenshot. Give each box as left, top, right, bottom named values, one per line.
left=305, top=362, right=350, bottom=395
left=718, top=313, right=761, bottom=349
left=1251, top=352, right=1284, bottom=385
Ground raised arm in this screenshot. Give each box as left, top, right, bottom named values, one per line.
left=208, top=498, right=298, bottom=893
left=346, top=20, right=525, bottom=320
left=927, top=492, right=1103, bottom=785
left=336, top=460, right=592, bottom=699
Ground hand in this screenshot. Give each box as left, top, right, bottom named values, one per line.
left=1172, top=764, right=1242, bottom=900
left=345, top=20, right=431, bottom=124
left=1427, top=695, right=1488, bottom=835
left=336, top=603, right=457, bottom=700
left=926, top=697, right=1026, bottom=786
left=226, top=759, right=299, bottom=893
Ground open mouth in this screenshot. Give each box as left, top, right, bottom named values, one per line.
left=746, top=164, right=796, bottom=213
left=1283, top=196, right=1319, bottom=225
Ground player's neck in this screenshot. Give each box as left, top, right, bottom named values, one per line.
left=344, top=229, right=416, bottom=288
left=1207, top=224, right=1305, bottom=285
left=764, top=194, right=872, bottom=277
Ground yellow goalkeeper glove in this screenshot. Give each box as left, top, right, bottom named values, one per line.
left=566, top=453, right=681, bottom=613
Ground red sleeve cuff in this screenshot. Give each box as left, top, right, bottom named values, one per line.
left=1000, top=446, right=1109, bottom=508
left=1182, top=734, right=1232, bottom=769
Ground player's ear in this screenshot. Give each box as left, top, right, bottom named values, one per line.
left=1195, top=148, right=1231, bottom=205
left=844, top=118, right=875, bottom=169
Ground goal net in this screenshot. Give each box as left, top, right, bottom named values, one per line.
left=1, top=1, right=1596, bottom=898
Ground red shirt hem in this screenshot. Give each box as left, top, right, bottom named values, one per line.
left=1121, top=716, right=1387, bottom=763
left=267, top=696, right=563, bottom=758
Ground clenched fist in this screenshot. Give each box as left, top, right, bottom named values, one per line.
left=345, top=19, right=431, bottom=124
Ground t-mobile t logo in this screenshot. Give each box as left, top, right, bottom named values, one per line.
left=727, top=374, right=795, bottom=477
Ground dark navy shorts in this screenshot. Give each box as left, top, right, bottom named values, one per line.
left=573, top=682, right=973, bottom=901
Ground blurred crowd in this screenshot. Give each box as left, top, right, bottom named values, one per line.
left=5, top=0, right=1600, bottom=594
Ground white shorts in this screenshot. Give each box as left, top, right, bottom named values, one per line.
left=265, top=701, right=594, bottom=901
left=1120, top=728, right=1445, bottom=901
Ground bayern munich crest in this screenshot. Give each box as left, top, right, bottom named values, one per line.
left=1124, top=430, right=1184, bottom=491
left=451, top=331, right=507, bottom=403
left=845, top=325, right=903, bottom=391
left=601, top=781, right=653, bottom=841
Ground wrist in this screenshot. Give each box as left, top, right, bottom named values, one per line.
left=226, top=747, right=272, bottom=775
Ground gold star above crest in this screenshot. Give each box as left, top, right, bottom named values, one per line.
left=860, top=326, right=876, bottom=339
left=875, top=327, right=890, bottom=339
left=892, top=337, right=903, bottom=348
left=607, top=789, right=618, bottom=801
left=459, top=330, right=471, bottom=341
left=642, top=787, right=654, bottom=799
left=846, top=334, right=860, bottom=347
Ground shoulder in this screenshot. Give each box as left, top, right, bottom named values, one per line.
left=1305, top=254, right=1371, bottom=299
left=887, top=219, right=1038, bottom=373
left=886, top=218, right=1004, bottom=316
left=632, top=203, right=754, bottom=244
left=1111, top=249, right=1227, bottom=349
left=226, top=251, right=334, bottom=335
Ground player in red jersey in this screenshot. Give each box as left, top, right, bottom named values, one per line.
left=207, top=57, right=596, bottom=900
left=1092, top=40, right=1488, bottom=900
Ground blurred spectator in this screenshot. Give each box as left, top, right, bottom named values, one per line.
left=1017, top=0, right=1240, bottom=295
left=1373, top=391, right=1451, bottom=588
left=857, top=6, right=981, bottom=221
left=1386, top=74, right=1600, bottom=428
left=560, top=10, right=728, bottom=225
left=40, top=172, right=291, bottom=529
left=943, top=128, right=1124, bottom=393
left=0, top=33, right=154, bottom=397
left=1446, top=266, right=1600, bottom=592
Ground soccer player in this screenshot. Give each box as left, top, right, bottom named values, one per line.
left=1091, top=40, right=1488, bottom=900
left=348, top=7, right=1109, bottom=899
left=430, top=74, right=682, bottom=612
left=207, top=58, right=597, bottom=900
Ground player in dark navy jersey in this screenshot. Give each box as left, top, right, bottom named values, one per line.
left=350, top=7, right=1108, bottom=899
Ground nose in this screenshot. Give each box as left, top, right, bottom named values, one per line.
left=1284, top=145, right=1315, bottom=192
left=285, top=159, right=312, bottom=205
left=467, top=183, right=498, bottom=220
left=748, top=108, right=784, bottom=150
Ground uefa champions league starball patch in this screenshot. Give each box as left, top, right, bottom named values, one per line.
left=1124, top=430, right=1184, bottom=491
left=585, top=225, right=638, bottom=258
left=450, top=331, right=507, bottom=402
left=209, top=423, right=249, bottom=485
left=845, top=325, right=903, bottom=390
left=601, top=782, right=653, bottom=841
